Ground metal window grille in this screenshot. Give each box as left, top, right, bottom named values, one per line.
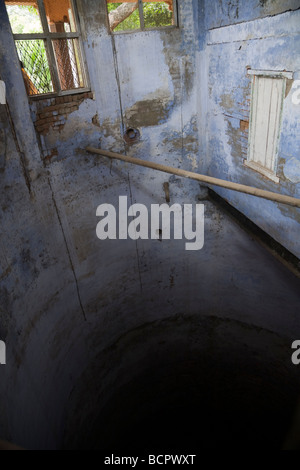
left=5, top=0, right=89, bottom=97
left=16, top=39, right=54, bottom=95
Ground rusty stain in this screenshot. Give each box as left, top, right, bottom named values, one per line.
left=285, top=79, right=294, bottom=98
left=240, top=120, right=249, bottom=131
left=163, top=182, right=170, bottom=203
left=44, top=148, right=58, bottom=163
left=92, top=113, right=101, bottom=127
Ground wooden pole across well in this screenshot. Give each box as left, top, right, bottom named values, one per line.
left=86, top=147, right=300, bottom=209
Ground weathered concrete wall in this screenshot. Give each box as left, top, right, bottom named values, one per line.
left=1, top=108, right=300, bottom=447
left=205, top=3, right=300, bottom=258
left=28, top=0, right=201, bottom=173
left=0, top=0, right=205, bottom=449
left=206, top=0, right=300, bottom=29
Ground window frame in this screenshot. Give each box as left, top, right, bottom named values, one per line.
left=107, top=0, right=179, bottom=35
left=9, top=0, right=90, bottom=100
left=245, top=69, right=293, bottom=184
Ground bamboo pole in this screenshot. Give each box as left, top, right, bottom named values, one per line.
left=86, top=147, right=300, bottom=209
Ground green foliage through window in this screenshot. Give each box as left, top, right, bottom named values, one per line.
left=144, top=3, right=173, bottom=28
left=108, top=2, right=174, bottom=32
left=6, top=5, right=53, bottom=94
left=107, top=3, right=139, bottom=32
left=16, top=40, right=53, bottom=94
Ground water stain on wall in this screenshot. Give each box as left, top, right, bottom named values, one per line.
left=125, top=91, right=173, bottom=128
left=161, top=30, right=195, bottom=103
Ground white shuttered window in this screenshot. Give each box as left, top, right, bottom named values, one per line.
left=246, top=70, right=293, bottom=184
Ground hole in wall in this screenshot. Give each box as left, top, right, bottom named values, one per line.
left=124, top=127, right=141, bottom=145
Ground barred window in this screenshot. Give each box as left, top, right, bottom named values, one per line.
left=107, top=0, right=178, bottom=33
left=5, top=0, right=89, bottom=97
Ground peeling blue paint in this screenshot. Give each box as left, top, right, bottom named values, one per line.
left=284, top=158, right=300, bottom=184
left=206, top=0, right=300, bottom=30
left=206, top=3, right=300, bottom=258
